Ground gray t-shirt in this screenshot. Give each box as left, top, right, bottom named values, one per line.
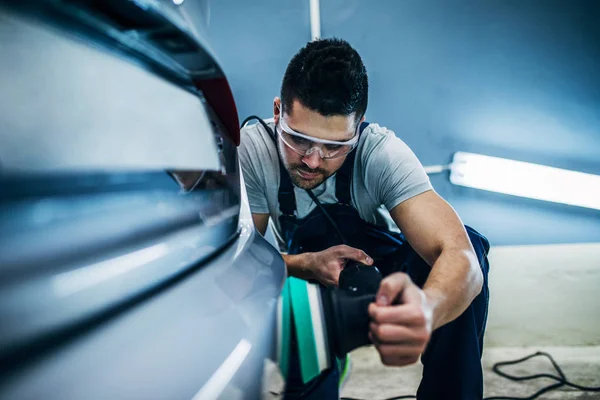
left=239, top=119, right=432, bottom=249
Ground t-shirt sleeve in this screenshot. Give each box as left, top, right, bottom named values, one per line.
left=365, top=131, right=433, bottom=211
left=238, top=126, right=270, bottom=214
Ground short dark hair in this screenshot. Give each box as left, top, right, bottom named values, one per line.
left=281, top=38, right=368, bottom=121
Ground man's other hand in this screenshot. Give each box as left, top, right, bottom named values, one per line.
left=308, top=245, right=373, bottom=286
left=368, top=273, right=433, bottom=366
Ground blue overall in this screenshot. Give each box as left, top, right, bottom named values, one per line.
left=275, top=123, right=490, bottom=400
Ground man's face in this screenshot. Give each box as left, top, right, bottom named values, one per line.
left=274, top=98, right=361, bottom=190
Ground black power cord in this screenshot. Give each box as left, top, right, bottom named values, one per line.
left=338, top=351, right=600, bottom=400
left=483, top=351, right=600, bottom=400
left=305, top=188, right=348, bottom=246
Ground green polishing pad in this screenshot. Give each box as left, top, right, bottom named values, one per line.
left=288, top=277, right=332, bottom=383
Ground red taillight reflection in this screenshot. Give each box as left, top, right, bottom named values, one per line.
left=195, top=77, right=240, bottom=146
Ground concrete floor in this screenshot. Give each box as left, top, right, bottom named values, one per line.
left=340, top=346, right=600, bottom=400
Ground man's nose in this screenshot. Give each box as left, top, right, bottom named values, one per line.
left=302, top=150, right=322, bottom=170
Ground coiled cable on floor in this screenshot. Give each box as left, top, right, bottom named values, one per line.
left=339, top=351, right=600, bottom=400
left=482, top=351, right=600, bottom=400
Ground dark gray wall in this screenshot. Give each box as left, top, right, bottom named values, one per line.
left=206, top=0, right=310, bottom=120
left=208, top=0, right=600, bottom=246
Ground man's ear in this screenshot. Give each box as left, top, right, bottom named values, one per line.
left=273, top=97, right=281, bottom=125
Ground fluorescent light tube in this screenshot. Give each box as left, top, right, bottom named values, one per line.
left=449, top=152, right=600, bottom=211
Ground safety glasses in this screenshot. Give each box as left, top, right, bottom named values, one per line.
left=277, top=116, right=359, bottom=160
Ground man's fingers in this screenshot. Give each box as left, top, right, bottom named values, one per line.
left=320, top=278, right=338, bottom=287
left=374, top=343, right=423, bottom=366
left=369, top=323, right=429, bottom=345
left=331, top=274, right=339, bottom=286
left=368, top=303, right=427, bottom=327
left=329, top=267, right=342, bottom=286
left=333, top=245, right=373, bottom=265
left=322, top=271, right=340, bottom=287
left=375, top=272, right=420, bottom=306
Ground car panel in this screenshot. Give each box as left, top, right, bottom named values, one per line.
left=0, top=9, right=220, bottom=173
left=0, top=1, right=285, bottom=399
left=1, top=224, right=285, bottom=400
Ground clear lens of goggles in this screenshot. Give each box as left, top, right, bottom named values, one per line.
left=277, top=118, right=359, bottom=159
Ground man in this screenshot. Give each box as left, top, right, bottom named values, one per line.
left=239, top=38, right=489, bottom=399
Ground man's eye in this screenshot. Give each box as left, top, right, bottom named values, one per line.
left=325, top=144, right=342, bottom=151
left=291, top=136, right=310, bottom=146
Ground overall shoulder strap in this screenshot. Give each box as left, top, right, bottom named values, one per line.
left=271, top=127, right=297, bottom=216
left=241, top=116, right=297, bottom=216
left=335, top=121, right=370, bottom=205
left=278, top=159, right=296, bottom=216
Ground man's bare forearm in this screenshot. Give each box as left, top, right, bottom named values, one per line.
left=422, top=247, right=483, bottom=331
left=282, top=253, right=315, bottom=280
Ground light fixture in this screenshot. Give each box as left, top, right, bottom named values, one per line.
left=446, top=152, right=600, bottom=211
